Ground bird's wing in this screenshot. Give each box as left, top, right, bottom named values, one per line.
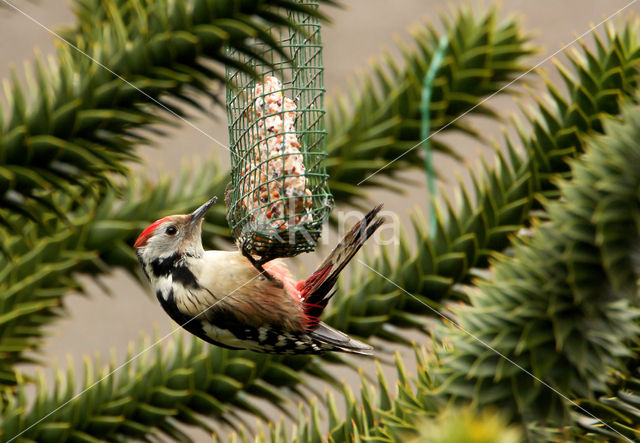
left=194, top=251, right=306, bottom=330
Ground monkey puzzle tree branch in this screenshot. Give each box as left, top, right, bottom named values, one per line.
left=577, top=354, right=640, bottom=440
left=5, top=4, right=636, bottom=443
left=0, top=0, right=333, bottom=228
left=227, top=96, right=640, bottom=443
left=326, top=7, right=533, bottom=204
left=434, top=99, right=640, bottom=433
left=323, top=19, right=640, bottom=342
left=224, top=352, right=520, bottom=443
left=0, top=4, right=535, bottom=389
left=0, top=5, right=536, bottom=436
left=0, top=334, right=338, bottom=442
left=0, top=227, right=93, bottom=386
left=223, top=353, right=433, bottom=442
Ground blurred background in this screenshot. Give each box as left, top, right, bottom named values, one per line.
left=1, top=0, right=637, bottom=439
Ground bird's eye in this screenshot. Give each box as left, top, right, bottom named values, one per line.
left=166, top=226, right=178, bottom=236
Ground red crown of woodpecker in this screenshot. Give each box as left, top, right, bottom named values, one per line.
left=134, top=217, right=171, bottom=248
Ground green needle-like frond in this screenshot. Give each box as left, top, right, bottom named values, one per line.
left=0, top=157, right=229, bottom=388
left=324, top=18, right=640, bottom=342
left=0, top=0, right=333, bottom=227
left=436, top=100, right=640, bottom=431
left=225, top=350, right=521, bottom=443
left=0, top=4, right=536, bottom=391
left=0, top=227, right=93, bottom=387
left=326, top=7, right=533, bottom=205
left=225, top=353, right=431, bottom=442
left=0, top=333, right=335, bottom=442
left=576, top=356, right=640, bottom=441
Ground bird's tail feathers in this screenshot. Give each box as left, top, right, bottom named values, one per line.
left=299, top=204, right=384, bottom=322
left=310, top=322, right=374, bottom=356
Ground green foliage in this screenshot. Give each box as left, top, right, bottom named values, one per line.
left=2, top=1, right=640, bottom=442
left=224, top=351, right=435, bottom=443
left=326, top=7, right=533, bottom=205
left=0, top=0, right=331, bottom=226
left=436, top=100, right=640, bottom=431
left=0, top=226, right=92, bottom=386
left=408, top=407, right=522, bottom=443
left=0, top=333, right=336, bottom=442
left=225, top=351, right=521, bottom=443
left=577, top=355, right=640, bottom=441
left=323, top=19, right=640, bottom=343
left=0, top=2, right=535, bottom=397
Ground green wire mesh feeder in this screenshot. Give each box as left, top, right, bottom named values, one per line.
left=225, top=1, right=333, bottom=263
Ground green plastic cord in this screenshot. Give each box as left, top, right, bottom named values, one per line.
left=420, top=36, right=449, bottom=236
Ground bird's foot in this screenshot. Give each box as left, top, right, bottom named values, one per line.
left=241, top=243, right=283, bottom=288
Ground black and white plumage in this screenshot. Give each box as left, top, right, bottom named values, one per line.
left=134, top=197, right=383, bottom=355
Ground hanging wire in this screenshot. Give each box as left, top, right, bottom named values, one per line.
left=420, top=36, right=449, bottom=237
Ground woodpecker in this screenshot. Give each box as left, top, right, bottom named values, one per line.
left=134, top=197, right=383, bottom=355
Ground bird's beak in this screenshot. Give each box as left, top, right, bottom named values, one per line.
left=189, top=196, right=218, bottom=227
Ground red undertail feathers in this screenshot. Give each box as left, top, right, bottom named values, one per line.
left=298, top=204, right=384, bottom=325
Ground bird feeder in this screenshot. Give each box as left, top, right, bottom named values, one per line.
left=225, top=1, right=333, bottom=262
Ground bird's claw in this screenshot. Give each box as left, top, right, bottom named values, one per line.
left=241, top=240, right=283, bottom=288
